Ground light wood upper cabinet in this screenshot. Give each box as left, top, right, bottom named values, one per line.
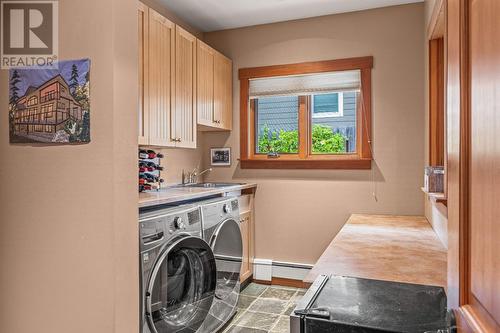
left=174, top=26, right=197, bottom=148
left=197, top=40, right=215, bottom=127
left=138, top=3, right=149, bottom=145
left=138, top=3, right=233, bottom=147
left=147, top=8, right=175, bottom=147
left=196, top=40, right=233, bottom=131
left=214, top=52, right=233, bottom=130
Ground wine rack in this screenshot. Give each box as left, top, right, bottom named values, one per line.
left=139, top=149, right=164, bottom=192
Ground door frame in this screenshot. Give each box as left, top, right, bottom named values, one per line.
left=433, top=0, right=500, bottom=330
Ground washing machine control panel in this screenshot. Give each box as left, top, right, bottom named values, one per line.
left=173, top=216, right=185, bottom=230
left=222, top=203, right=231, bottom=213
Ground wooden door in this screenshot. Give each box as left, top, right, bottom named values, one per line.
left=197, top=40, right=215, bottom=127
left=239, top=211, right=252, bottom=282
left=446, top=0, right=500, bottom=330
left=214, top=52, right=233, bottom=130
left=138, top=3, right=149, bottom=145
left=174, top=26, right=197, bottom=148
left=148, top=8, right=175, bottom=147
left=466, top=0, right=500, bottom=330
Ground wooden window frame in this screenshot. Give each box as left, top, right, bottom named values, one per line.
left=239, top=56, right=373, bottom=169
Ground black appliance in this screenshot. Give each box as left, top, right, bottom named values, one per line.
left=290, top=275, right=456, bottom=333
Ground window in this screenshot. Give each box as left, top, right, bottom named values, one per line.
left=311, top=92, right=357, bottom=154
left=312, top=92, right=343, bottom=118
left=41, top=90, right=58, bottom=102
left=27, top=96, right=38, bottom=106
left=256, top=96, right=299, bottom=154
left=239, top=57, right=373, bottom=169
left=42, top=104, right=54, bottom=118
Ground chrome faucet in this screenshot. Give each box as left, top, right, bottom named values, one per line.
left=182, top=167, right=212, bottom=185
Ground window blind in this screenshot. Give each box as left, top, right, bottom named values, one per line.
left=249, top=70, right=361, bottom=98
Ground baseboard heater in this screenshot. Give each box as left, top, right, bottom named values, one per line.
left=253, top=259, right=313, bottom=281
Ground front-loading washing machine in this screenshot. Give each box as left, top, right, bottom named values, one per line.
left=196, top=197, right=243, bottom=333
left=139, top=205, right=217, bottom=333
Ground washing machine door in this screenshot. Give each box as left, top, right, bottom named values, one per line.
left=209, top=218, right=243, bottom=301
left=145, top=236, right=216, bottom=333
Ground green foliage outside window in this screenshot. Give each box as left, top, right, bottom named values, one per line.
left=258, top=124, right=346, bottom=154
left=311, top=124, right=346, bottom=154
left=258, top=124, right=298, bottom=153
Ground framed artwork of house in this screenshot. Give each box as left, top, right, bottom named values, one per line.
left=8, top=59, right=91, bottom=144
left=211, top=147, right=231, bottom=166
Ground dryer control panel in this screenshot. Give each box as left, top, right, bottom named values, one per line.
left=200, top=197, right=240, bottom=229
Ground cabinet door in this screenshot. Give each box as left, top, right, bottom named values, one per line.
left=239, top=211, right=252, bottom=282
left=196, top=40, right=215, bottom=127
left=148, top=9, right=175, bottom=147
left=174, top=26, right=197, bottom=148
left=214, top=52, right=233, bottom=130
left=138, top=3, right=149, bottom=145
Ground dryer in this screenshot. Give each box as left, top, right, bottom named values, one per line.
left=197, top=197, right=243, bottom=333
left=139, top=205, right=217, bottom=333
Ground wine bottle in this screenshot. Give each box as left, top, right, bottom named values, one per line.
left=143, top=173, right=159, bottom=182
left=139, top=163, right=153, bottom=172
left=139, top=174, right=148, bottom=179
left=145, top=161, right=163, bottom=171
left=139, top=149, right=149, bottom=159
left=146, top=150, right=157, bottom=159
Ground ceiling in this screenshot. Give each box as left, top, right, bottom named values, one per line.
left=159, top=0, right=423, bottom=32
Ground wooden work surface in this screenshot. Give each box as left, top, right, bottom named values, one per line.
left=304, top=214, right=447, bottom=289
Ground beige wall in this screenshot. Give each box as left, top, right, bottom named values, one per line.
left=142, top=139, right=206, bottom=184
left=203, top=3, right=426, bottom=264
left=0, top=1, right=138, bottom=332
left=139, top=0, right=206, bottom=184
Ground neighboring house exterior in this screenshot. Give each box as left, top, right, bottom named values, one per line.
left=256, top=92, right=357, bottom=152
left=13, top=75, right=82, bottom=135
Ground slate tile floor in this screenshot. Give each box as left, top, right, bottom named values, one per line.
left=222, top=283, right=307, bottom=333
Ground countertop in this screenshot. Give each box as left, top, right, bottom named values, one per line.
left=304, top=214, right=447, bottom=288
left=138, top=183, right=257, bottom=208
